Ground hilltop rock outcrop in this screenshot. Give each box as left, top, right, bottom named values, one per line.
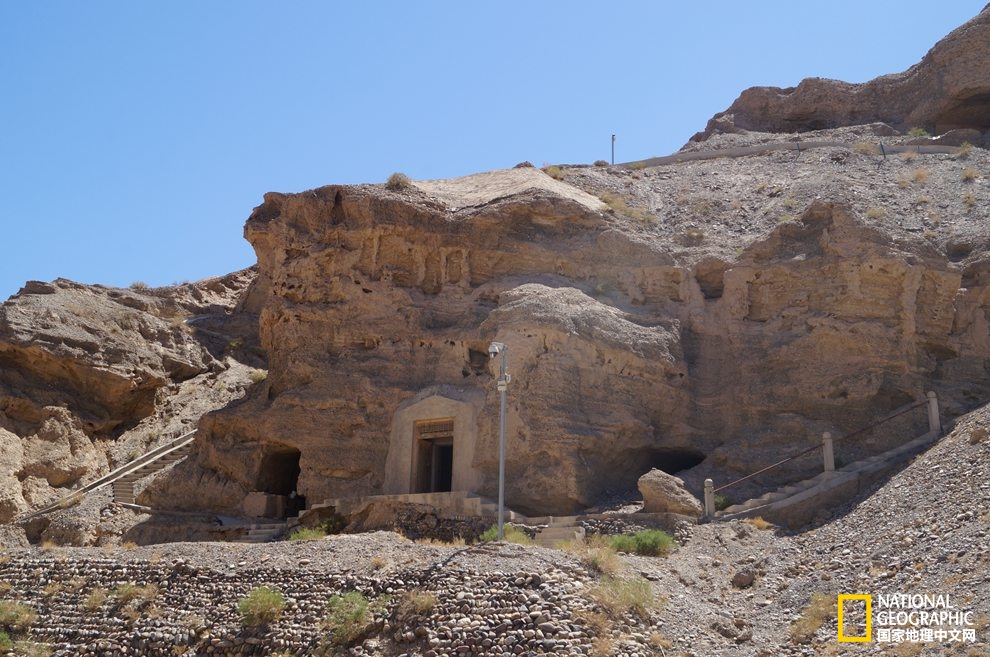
left=693, top=6, right=990, bottom=140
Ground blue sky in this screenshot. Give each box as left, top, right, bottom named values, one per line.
left=1, top=1, right=985, bottom=301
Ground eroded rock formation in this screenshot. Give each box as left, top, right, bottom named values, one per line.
left=0, top=271, right=260, bottom=525
left=692, top=6, right=990, bottom=140
left=162, top=146, right=990, bottom=516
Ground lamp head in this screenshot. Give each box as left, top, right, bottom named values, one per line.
left=488, top=342, right=504, bottom=358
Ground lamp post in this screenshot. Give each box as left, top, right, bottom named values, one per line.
left=488, top=342, right=509, bottom=541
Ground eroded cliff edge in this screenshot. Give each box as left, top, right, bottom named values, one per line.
left=157, top=143, right=990, bottom=516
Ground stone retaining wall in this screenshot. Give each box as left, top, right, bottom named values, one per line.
left=0, top=548, right=661, bottom=657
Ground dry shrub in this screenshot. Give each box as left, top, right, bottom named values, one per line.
left=542, top=165, right=564, bottom=180
left=912, top=168, right=929, bottom=184
left=853, top=141, right=880, bottom=155
left=395, top=589, right=437, bottom=621
left=743, top=516, right=773, bottom=530
left=956, top=141, right=974, bottom=159
left=559, top=535, right=622, bottom=577
left=113, top=583, right=157, bottom=606
left=589, top=636, right=615, bottom=657
left=0, top=600, right=37, bottom=632
left=586, top=575, right=659, bottom=621
left=385, top=172, right=411, bottom=191
left=788, top=592, right=835, bottom=643
left=961, top=167, right=979, bottom=182
left=969, top=427, right=989, bottom=444
left=598, top=192, right=653, bottom=224
left=865, top=207, right=885, bottom=220
left=82, top=588, right=107, bottom=612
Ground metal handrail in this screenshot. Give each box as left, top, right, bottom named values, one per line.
left=713, top=398, right=928, bottom=495
left=17, top=429, right=197, bottom=521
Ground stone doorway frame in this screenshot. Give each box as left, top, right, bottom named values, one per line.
left=413, top=418, right=455, bottom=493
left=384, top=386, right=483, bottom=496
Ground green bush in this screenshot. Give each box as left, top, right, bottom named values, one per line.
left=714, top=494, right=732, bottom=511
left=324, top=591, right=379, bottom=647
left=607, top=529, right=676, bottom=556
left=593, top=159, right=609, bottom=167
left=479, top=524, right=533, bottom=545
left=908, top=127, right=930, bottom=137
left=287, top=518, right=342, bottom=541
left=0, top=601, right=36, bottom=632
left=288, top=526, right=325, bottom=541
left=0, top=631, right=11, bottom=651
left=237, top=586, right=285, bottom=627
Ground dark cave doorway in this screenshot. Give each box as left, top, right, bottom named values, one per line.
left=414, top=418, right=455, bottom=493
left=647, top=447, right=706, bottom=475
left=257, top=447, right=302, bottom=499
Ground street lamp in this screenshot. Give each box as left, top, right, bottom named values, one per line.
left=488, top=341, right=510, bottom=541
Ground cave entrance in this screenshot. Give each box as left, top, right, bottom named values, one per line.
left=413, top=418, right=454, bottom=493
left=257, top=447, right=301, bottom=496
left=647, top=447, right=706, bottom=475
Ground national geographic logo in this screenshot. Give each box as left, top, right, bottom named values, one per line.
left=837, top=594, right=978, bottom=644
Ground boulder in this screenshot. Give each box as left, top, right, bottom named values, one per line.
left=638, top=469, right=703, bottom=517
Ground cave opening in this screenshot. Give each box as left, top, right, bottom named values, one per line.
left=256, top=447, right=301, bottom=496
left=645, top=447, right=707, bottom=475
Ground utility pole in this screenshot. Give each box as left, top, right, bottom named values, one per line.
left=611, top=134, right=616, bottom=165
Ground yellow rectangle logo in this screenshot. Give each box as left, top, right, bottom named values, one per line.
left=838, top=594, right=872, bottom=642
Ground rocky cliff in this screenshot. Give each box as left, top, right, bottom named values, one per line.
left=0, top=271, right=263, bottom=542
left=4, top=8, right=990, bottom=534
left=154, top=128, right=990, bottom=517
left=692, top=5, right=990, bottom=140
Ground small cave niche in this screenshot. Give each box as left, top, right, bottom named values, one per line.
left=464, top=344, right=491, bottom=376
left=643, top=447, right=707, bottom=475
left=256, top=447, right=301, bottom=496
left=694, top=258, right=728, bottom=300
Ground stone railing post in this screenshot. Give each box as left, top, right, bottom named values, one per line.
left=704, top=479, right=714, bottom=518
left=823, top=432, right=835, bottom=473
left=927, top=391, right=940, bottom=435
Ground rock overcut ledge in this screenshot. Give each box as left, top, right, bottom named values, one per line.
left=693, top=5, right=990, bottom=140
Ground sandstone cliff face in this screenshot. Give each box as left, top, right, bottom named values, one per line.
left=173, top=139, right=990, bottom=515
left=0, top=271, right=261, bottom=528
left=692, top=6, right=990, bottom=140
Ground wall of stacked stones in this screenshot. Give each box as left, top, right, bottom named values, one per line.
left=0, top=551, right=662, bottom=657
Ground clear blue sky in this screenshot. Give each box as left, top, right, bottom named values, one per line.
left=1, top=1, right=985, bottom=301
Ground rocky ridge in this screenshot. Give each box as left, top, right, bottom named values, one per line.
left=692, top=5, right=990, bottom=140
left=0, top=269, right=265, bottom=544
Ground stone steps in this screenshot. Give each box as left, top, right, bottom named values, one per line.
left=534, top=526, right=585, bottom=548
left=19, top=430, right=198, bottom=521
left=111, top=442, right=194, bottom=505
left=233, top=522, right=287, bottom=544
